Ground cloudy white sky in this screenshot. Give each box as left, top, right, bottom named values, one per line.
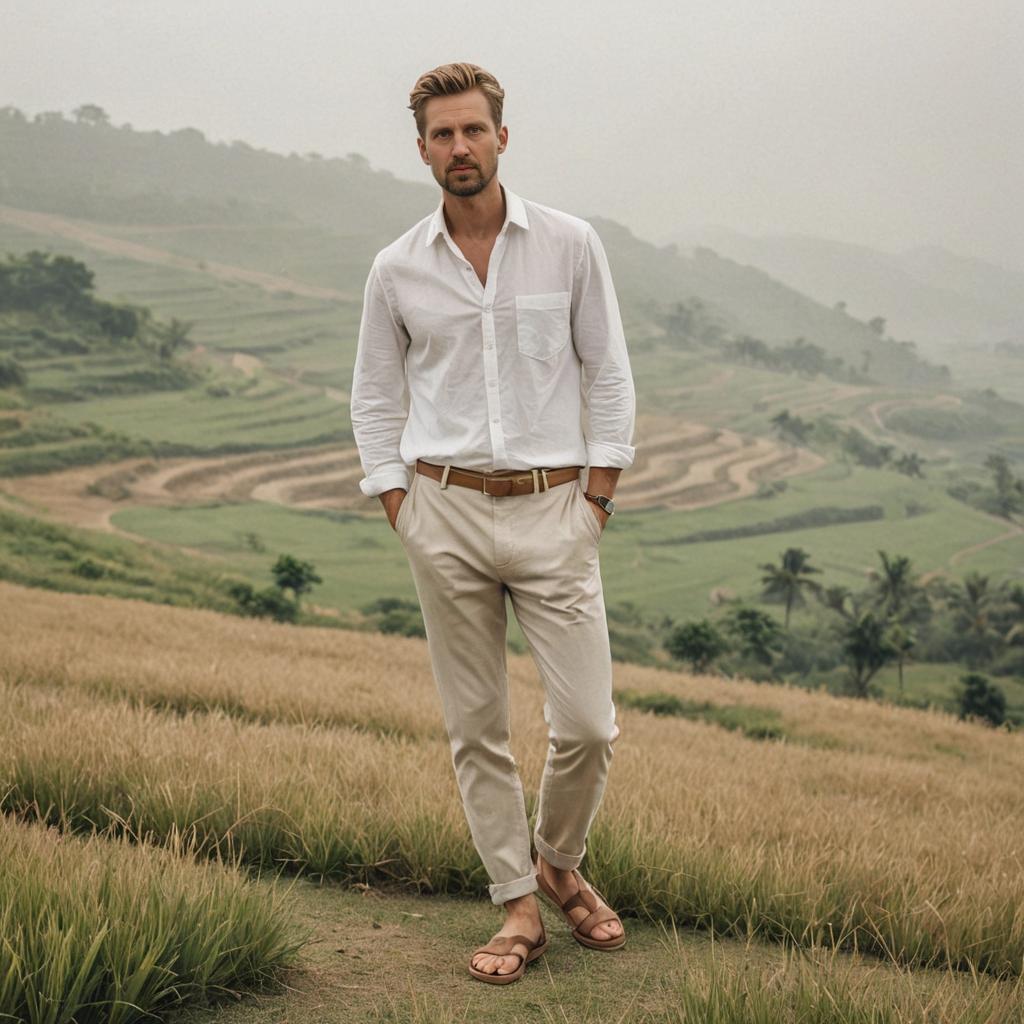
left=2, top=0, right=1022, bottom=270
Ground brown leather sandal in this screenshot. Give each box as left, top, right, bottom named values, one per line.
left=468, top=923, right=548, bottom=984
left=534, top=857, right=626, bottom=950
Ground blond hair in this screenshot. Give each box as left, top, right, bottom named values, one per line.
left=408, top=62, right=505, bottom=138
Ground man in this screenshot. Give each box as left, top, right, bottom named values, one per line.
left=350, top=62, right=636, bottom=984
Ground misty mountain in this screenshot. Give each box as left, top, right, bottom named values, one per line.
left=667, top=226, right=1024, bottom=354
left=0, top=106, right=943, bottom=386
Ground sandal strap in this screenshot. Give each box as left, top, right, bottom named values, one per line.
left=575, top=904, right=621, bottom=937
left=473, top=931, right=542, bottom=961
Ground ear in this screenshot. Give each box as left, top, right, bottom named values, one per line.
left=416, top=135, right=430, bottom=165
left=497, top=124, right=508, bottom=154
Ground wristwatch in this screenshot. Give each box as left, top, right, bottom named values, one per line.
left=584, top=492, right=615, bottom=516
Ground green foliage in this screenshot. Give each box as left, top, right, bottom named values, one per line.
left=360, top=596, right=425, bottom=638
left=948, top=571, right=1004, bottom=667
left=840, top=611, right=898, bottom=698
left=759, top=547, right=822, bottom=628
left=665, top=619, right=729, bottom=672
left=271, top=553, right=322, bottom=607
left=0, top=815, right=302, bottom=1024
left=651, top=505, right=884, bottom=546
left=72, top=557, right=105, bottom=579
left=841, top=426, right=893, bottom=468
left=615, top=688, right=787, bottom=740
left=957, top=672, right=1007, bottom=727
left=0, top=506, right=242, bottom=612
left=770, top=409, right=814, bottom=444
left=727, top=335, right=863, bottom=384
left=0, top=250, right=142, bottom=340
left=984, top=453, right=1024, bottom=518
left=228, top=580, right=297, bottom=623
left=724, top=605, right=783, bottom=667
left=0, top=355, right=26, bottom=388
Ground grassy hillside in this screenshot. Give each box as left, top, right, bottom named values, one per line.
left=2, top=581, right=1023, bottom=1022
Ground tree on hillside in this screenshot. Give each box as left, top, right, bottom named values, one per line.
left=271, top=554, right=322, bottom=610
left=885, top=621, right=917, bottom=696
left=956, top=672, right=1006, bottom=727
left=759, top=547, right=823, bottom=629
left=984, top=453, right=1024, bottom=518
left=0, top=251, right=95, bottom=312
left=154, top=317, right=194, bottom=361
left=841, top=610, right=897, bottom=698
left=1005, top=584, right=1024, bottom=648
left=72, top=104, right=110, bottom=126
left=868, top=316, right=886, bottom=337
left=723, top=606, right=782, bottom=667
left=0, top=356, right=26, bottom=389
left=770, top=409, right=813, bottom=445
left=893, top=452, right=925, bottom=478
left=665, top=620, right=728, bottom=673
left=228, top=581, right=297, bottom=623
left=869, top=550, right=918, bottom=619
left=948, top=572, right=1002, bottom=667
left=818, top=584, right=855, bottom=621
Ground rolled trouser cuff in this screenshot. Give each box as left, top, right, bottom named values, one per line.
left=534, top=832, right=585, bottom=871
left=488, top=869, right=539, bottom=905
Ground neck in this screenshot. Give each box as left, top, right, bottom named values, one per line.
left=442, top=178, right=506, bottom=241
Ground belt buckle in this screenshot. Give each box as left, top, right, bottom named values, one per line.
left=481, top=474, right=516, bottom=497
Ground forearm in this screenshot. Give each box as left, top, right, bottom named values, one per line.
left=586, top=466, right=622, bottom=497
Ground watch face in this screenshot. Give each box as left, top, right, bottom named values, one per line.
left=598, top=496, right=615, bottom=515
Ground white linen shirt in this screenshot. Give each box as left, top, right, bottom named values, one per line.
left=350, top=185, right=637, bottom=497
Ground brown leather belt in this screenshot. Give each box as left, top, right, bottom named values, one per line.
left=415, top=459, right=582, bottom=497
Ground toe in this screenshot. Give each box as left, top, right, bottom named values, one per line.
left=472, top=953, right=496, bottom=973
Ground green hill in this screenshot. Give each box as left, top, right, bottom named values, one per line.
left=0, top=106, right=948, bottom=388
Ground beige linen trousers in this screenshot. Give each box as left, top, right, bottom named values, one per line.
left=394, top=462, right=620, bottom=904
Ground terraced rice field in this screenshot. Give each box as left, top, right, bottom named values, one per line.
left=0, top=414, right=825, bottom=531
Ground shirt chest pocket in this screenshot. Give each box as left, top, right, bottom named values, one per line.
left=515, top=291, right=571, bottom=361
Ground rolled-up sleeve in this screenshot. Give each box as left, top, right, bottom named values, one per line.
left=571, top=225, right=637, bottom=469
left=350, top=258, right=412, bottom=496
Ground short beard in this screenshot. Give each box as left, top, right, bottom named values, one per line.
left=440, top=162, right=496, bottom=198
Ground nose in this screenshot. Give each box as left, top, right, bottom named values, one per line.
left=452, top=134, right=471, bottom=157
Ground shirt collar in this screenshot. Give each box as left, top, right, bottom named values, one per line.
left=424, top=184, right=529, bottom=247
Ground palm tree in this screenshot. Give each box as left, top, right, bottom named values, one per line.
left=885, top=621, right=917, bottom=696
left=870, top=550, right=917, bottom=618
left=842, top=611, right=898, bottom=697
left=948, top=572, right=1002, bottom=667
left=818, top=584, right=855, bottom=620
left=759, top=547, right=823, bottom=629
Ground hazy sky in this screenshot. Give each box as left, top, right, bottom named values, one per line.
left=2, top=1, right=1022, bottom=270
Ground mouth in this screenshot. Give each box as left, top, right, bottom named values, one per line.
left=450, top=166, right=476, bottom=173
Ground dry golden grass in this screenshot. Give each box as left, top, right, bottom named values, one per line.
left=3, top=580, right=1023, bottom=980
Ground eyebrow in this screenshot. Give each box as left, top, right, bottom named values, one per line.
left=432, top=120, right=488, bottom=136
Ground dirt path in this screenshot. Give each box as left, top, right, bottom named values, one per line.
left=920, top=513, right=1024, bottom=583
left=867, top=393, right=962, bottom=433
left=0, top=204, right=357, bottom=303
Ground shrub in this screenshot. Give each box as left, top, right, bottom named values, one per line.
left=956, top=673, right=1007, bottom=727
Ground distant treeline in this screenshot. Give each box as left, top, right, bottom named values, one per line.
left=656, top=295, right=951, bottom=388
